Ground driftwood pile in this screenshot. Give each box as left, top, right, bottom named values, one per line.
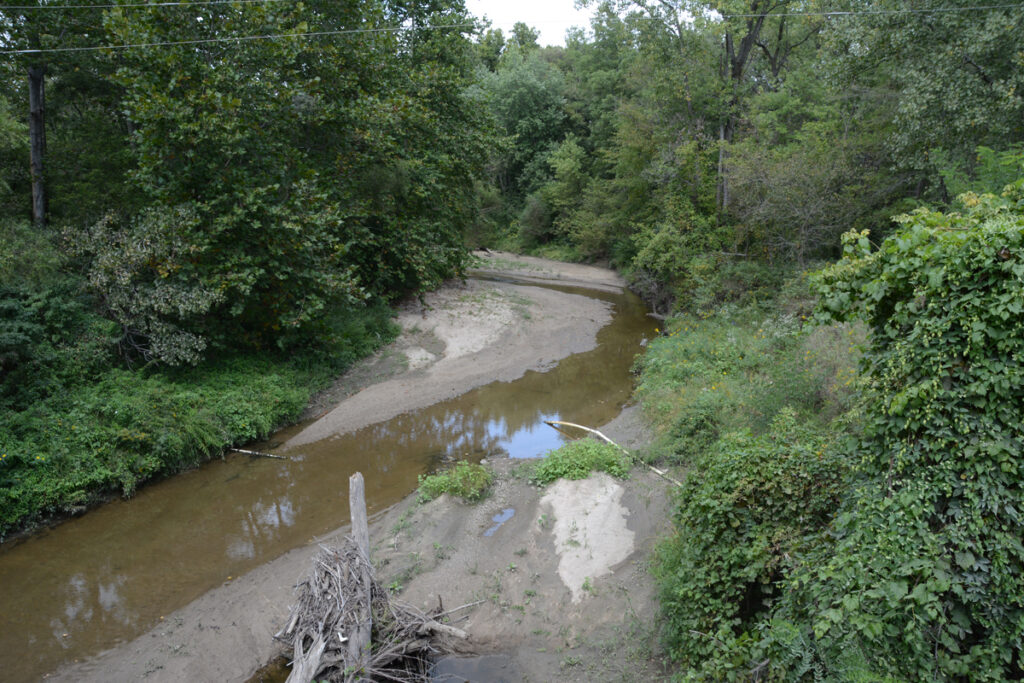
left=275, top=473, right=468, bottom=683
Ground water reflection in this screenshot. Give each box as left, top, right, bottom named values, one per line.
left=0, top=282, right=655, bottom=681
left=484, top=508, right=516, bottom=537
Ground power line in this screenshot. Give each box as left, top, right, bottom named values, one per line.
left=5, top=0, right=1018, bottom=13
left=0, top=0, right=286, bottom=10
left=0, top=22, right=478, bottom=54
left=719, top=2, right=1024, bottom=18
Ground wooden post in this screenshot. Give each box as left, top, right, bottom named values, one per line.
left=348, top=472, right=373, bottom=669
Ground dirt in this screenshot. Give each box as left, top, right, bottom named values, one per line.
left=46, top=252, right=673, bottom=682
left=373, top=406, right=674, bottom=683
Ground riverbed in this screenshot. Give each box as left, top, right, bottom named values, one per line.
left=0, top=253, right=659, bottom=681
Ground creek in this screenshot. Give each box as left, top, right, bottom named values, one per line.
left=0, top=278, right=655, bottom=681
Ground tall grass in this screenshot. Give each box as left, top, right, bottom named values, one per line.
left=635, top=282, right=862, bottom=465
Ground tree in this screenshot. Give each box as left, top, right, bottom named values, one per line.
left=86, top=0, right=490, bottom=363
left=823, top=0, right=1024, bottom=183
left=511, top=21, right=540, bottom=50
left=479, top=48, right=568, bottom=198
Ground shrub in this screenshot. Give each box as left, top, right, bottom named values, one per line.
left=772, top=190, right=1024, bottom=679
left=654, top=410, right=849, bottom=678
left=418, top=461, right=493, bottom=503
left=529, top=438, right=630, bottom=485
left=0, top=219, right=61, bottom=288
left=634, top=293, right=861, bottom=466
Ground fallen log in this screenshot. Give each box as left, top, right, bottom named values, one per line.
left=229, top=448, right=288, bottom=460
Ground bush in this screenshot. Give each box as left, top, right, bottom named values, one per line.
left=516, top=192, right=554, bottom=246
left=0, top=219, right=61, bottom=288
left=654, top=410, right=849, bottom=677
left=634, top=289, right=861, bottom=466
left=529, top=438, right=631, bottom=485
left=417, top=461, right=493, bottom=503
left=0, top=280, right=119, bottom=410
left=770, top=190, right=1024, bottom=679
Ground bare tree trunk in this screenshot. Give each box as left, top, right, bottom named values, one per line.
left=28, top=64, right=46, bottom=228
left=717, top=123, right=729, bottom=214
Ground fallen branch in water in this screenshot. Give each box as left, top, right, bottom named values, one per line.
left=230, top=448, right=288, bottom=460
left=543, top=420, right=683, bottom=487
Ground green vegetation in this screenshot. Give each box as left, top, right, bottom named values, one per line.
left=417, top=461, right=494, bottom=503
left=639, top=269, right=861, bottom=676
left=642, top=185, right=1024, bottom=679
left=0, top=0, right=487, bottom=535
left=0, top=298, right=396, bottom=537
left=769, top=187, right=1024, bottom=678
left=3, top=1, right=1024, bottom=676
left=530, top=438, right=631, bottom=485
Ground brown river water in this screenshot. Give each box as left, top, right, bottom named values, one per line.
left=0, top=280, right=655, bottom=681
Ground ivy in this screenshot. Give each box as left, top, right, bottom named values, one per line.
left=774, top=186, right=1024, bottom=679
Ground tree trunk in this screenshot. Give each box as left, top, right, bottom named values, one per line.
left=28, top=65, right=46, bottom=228
left=717, top=123, right=729, bottom=214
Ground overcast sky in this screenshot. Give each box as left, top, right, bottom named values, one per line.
left=464, top=0, right=598, bottom=47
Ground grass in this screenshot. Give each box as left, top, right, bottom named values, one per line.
left=529, top=438, right=631, bottom=486
left=0, top=302, right=399, bottom=538
left=417, top=460, right=493, bottom=502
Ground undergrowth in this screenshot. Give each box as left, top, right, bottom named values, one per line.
left=417, top=461, right=493, bottom=502
left=0, top=297, right=398, bottom=538
left=637, top=265, right=863, bottom=678
left=635, top=269, right=862, bottom=465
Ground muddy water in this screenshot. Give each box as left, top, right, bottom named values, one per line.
left=0, top=280, right=654, bottom=681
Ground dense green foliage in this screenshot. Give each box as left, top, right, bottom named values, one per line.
left=3, top=0, right=488, bottom=365
left=3, top=1, right=1024, bottom=675
left=529, top=438, right=631, bottom=485
left=0, top=0, right=490, bottom=534
left=768, top=189, right=1024, bottom=679
left=636, top=271, right=861, bottom=677
left=655, top=410, right=850, bottom=678
left=0, top=301, right=396, bottom=536
left=417, top=461, right=494, bottom=503
left=642, top=189, right=1024, bottom=679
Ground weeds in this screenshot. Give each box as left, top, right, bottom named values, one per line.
left=529, top=439, right=631, bottom=485
left=417, top=461, right=493, bottom=503
left=0, top=302, right=399, bottom=537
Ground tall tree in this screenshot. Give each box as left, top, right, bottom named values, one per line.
left=823, top=0, right=1024, bottom=185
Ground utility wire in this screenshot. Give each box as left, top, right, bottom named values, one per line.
left=1, top=3, right=1019, bottom=55
left=0, top=22, right=478, bottom=54
left=0, top=0, right=288, bottom=10
left=4, top=0, right=1022, bottom=12
left=719, top=2, right=1023, bottom=18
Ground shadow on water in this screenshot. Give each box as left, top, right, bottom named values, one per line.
left=0, top=279, right=655, bottom=681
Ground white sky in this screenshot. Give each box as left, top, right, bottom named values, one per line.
left=464, top=0, right=598, bottom=47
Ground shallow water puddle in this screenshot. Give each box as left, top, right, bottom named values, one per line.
left=0, top=279, right=655, bottom=681
left=483, top=508, right=516, bottom=537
